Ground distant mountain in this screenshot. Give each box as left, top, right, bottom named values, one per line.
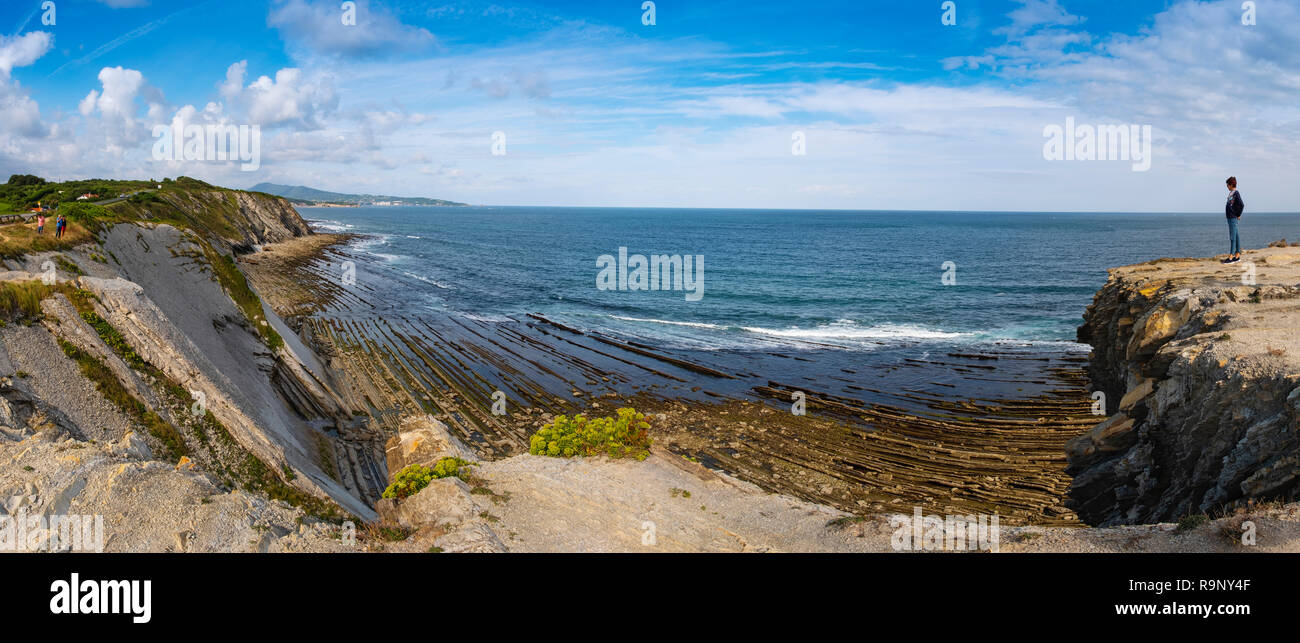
left=249, top=183, right=467, bottom=207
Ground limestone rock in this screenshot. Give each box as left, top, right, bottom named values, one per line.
left=384, top=415, right=478, bottom=476
left=1069, top=247, right=1300, bottom=525
left=394, top=477, right=479, bottom=530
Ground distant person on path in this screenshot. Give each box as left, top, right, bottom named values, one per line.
left=1223, top=176, right=1244, bottom=264
left=55, top=214, right=66, bottom=239
left=36, top=214, right=45, bottom=235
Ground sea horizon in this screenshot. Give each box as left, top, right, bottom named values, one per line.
left=299, top=205, right=1300, bottom=356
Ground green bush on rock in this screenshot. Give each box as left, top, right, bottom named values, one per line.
left=529, top=407, right=652, bottom=460
left=381, top=457, right=474, bottom=499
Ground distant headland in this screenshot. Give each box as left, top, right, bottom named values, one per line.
left=249, top=183, right=467, bottom=208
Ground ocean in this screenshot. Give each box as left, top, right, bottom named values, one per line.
left=289, top=206, right=1299, bottom=516
left=302, top=206, right=1299, bottom=354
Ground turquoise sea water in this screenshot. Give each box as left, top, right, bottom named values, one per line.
left=303, top=206, right=1299, bottom=352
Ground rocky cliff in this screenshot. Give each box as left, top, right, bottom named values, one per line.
left=1067, top=246, right=1300, bottom=526
left=2, top=184, right=380, bottom=552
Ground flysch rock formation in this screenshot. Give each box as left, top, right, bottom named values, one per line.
left=1068, top=245, right=1300, bottom=526
left=2, top=189, right=378, bottom=554
left=5, top=183, right=1299, bottom=552
left=373, top=414, right=875, bottom=553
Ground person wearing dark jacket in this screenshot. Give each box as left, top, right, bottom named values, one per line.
left=1223, top=176, right=1244, bottom=264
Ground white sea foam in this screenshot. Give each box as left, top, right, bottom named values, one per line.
left=403, top=271, right=452, bottom=289
left=608, top=315, right=724, bottom=330
left=741, top=321, right=971, bottom=341
left=308, top=219, right=353, bottom=232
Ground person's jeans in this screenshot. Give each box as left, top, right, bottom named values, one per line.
left=1228, top=217, right=1241, bottom=255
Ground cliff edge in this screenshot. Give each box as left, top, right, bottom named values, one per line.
left=1068, top=244, right=1300, bottom=526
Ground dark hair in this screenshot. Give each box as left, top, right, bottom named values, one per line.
left=1226, top=176, right=1237, bottom=188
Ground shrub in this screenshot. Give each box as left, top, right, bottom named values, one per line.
left=1177, top=513, right=1210, bottom=531
left=528, top=407, right=652, bottom=460
left=381, top=457, right=474, bottom=499
left=57, top=202, right=113, bottom=224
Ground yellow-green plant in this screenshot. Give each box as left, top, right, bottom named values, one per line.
left=382, top=457, right=473, bottom=499
left=529, top=407, right=652, bottom=460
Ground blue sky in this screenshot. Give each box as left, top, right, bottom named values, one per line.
left=2, top=0, right=1298, bottom=211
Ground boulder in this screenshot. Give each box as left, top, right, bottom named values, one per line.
left=394, top=477, right=479, bottom=530
left=384, top=415, right=477, bottom=477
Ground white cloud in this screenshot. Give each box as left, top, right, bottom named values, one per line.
left=268, top=0, right=435, bottom=57
left=0, top=33, right=53, bottom=140
left=0, top=32, right=52, bottom=79
left=219, top=62, right=338, bottom=129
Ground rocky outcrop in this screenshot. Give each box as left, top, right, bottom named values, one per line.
left=1067, top=247, right=1300, bottom=525
left=384, top=415, right=479, bottom=476
left=0, top=417, right=352, bottom=553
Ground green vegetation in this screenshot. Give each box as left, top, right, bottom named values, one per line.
left=57, top=202, right=117, bottom=227
left=528, top=407, right=652, bottom=460
left=669, top=487, right=691, bottom=498
left=1, top=174, right=151, bottom=213
left=0, top=280, right=97, bottom=326
left=1177, top=513, right=1211, bottom=531
left=57, top=338, right=188, bottom=462
left=0, top=219, right=94, bottom=258
left=54, top=254, right=85, bottom=276
left=79, top=311, right=148, bottom=370
left=381, top=457, right=475, bottom=499
left=201, top=243, right=284, bottom=350
left=0, top=281, right=51, bottom=323
left=826, top=515, right=868, bottom=528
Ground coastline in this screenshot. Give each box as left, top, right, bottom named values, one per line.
left=231, top=219, right=1300, bottom=550
left=2, top=194, right=1295, bottom=551
left=243, top=223, right=1097, bottom=525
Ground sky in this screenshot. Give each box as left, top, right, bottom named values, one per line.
left=1, top=0, right=1298, bottom=211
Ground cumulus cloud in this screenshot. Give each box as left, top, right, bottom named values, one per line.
left=218, top=61, right=338, bottom=129
left=268, top=0, right=435, bottom=57
left=0, top=33, right=54, bottom=139
left=0, top=32, right=52, bottom=79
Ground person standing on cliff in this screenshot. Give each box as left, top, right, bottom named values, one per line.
left=1223, top=176, right=1244, bottom=264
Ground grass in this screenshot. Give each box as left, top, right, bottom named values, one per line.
left=200, top=241, right=284, bottom=350
left=53, top=254, right=85, bottom=276
left=827, top=515, right=868, bottom=528
left=79, top=310, right=148, bottom=370
left=57, top=338, right=188, bottom=462
left=0, top=220, right=94, bottom=259
left=233, top=449, right=344, bottom=521
left=0, top=281, right=51, bottom=322
left=1177, top=513, right=1211, bottom=531
left=58, top=300, right=341, bottom=520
